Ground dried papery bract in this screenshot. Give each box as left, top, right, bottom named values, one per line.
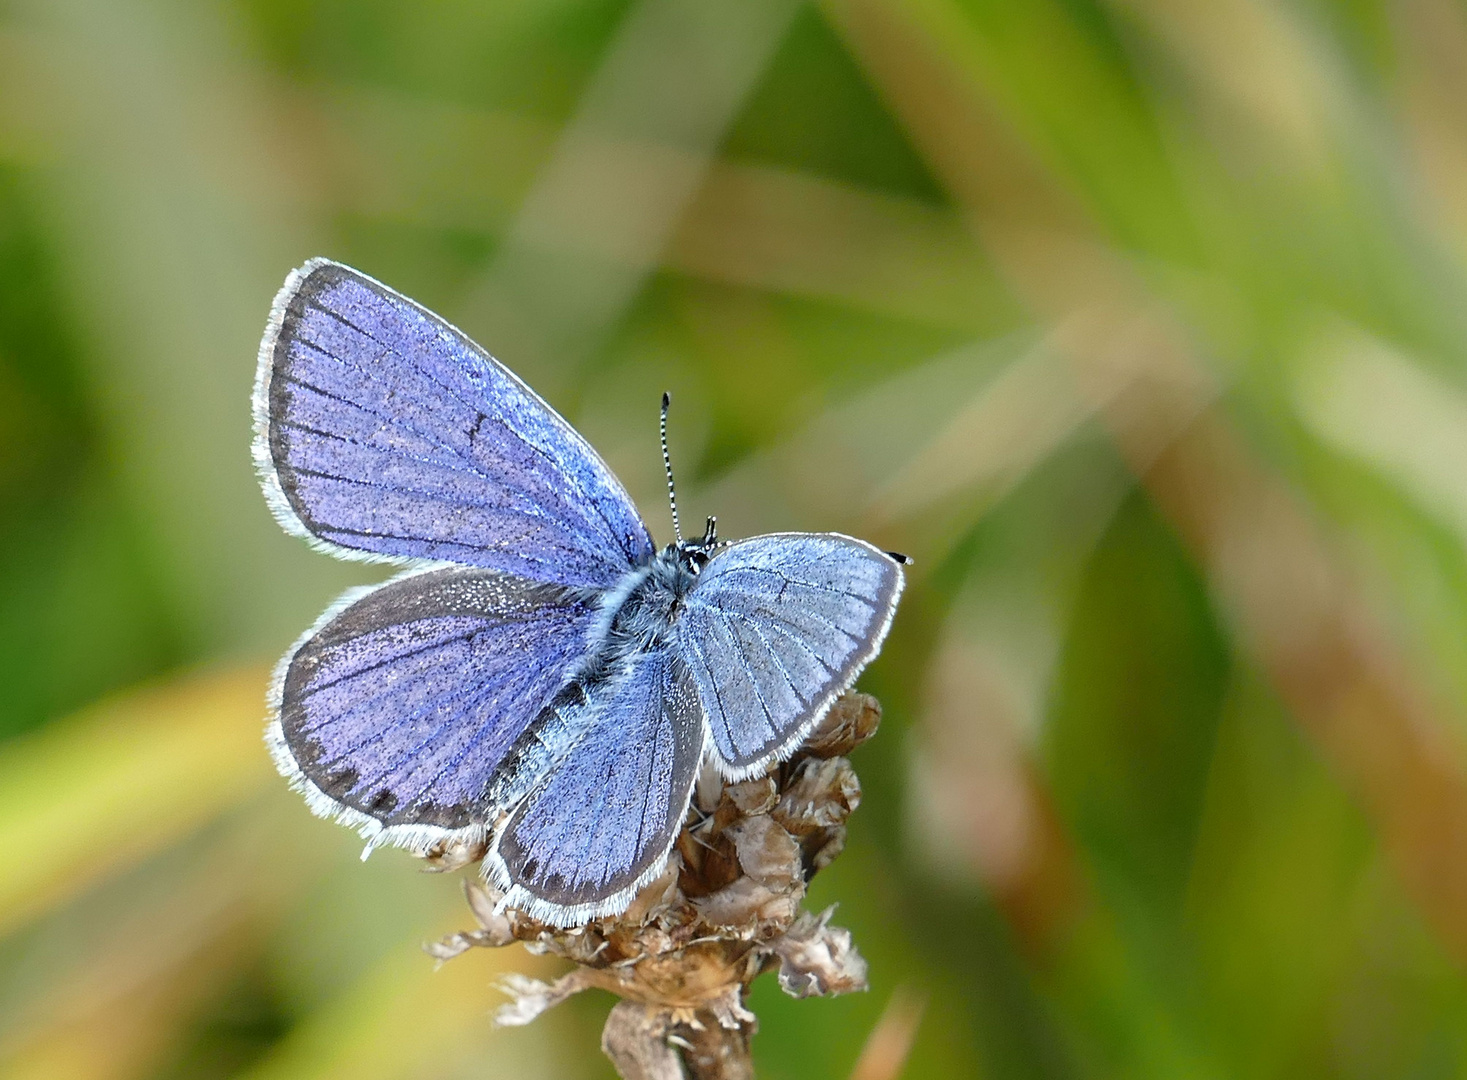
left=426, top=692, right=882, bottom=1080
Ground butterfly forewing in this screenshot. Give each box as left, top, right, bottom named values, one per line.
left=272, top=567, right=596, bottom=842
left=255, top=259, right=653, bottom=590
left=489, top=649, right=706, bottom=924
left=676, top=533, right=904, bottom=778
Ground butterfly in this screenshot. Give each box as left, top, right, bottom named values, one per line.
left=253, top=259, right=906, bottom=926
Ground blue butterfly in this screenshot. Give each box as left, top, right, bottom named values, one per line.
left=253, top=259, right=906, bottom=926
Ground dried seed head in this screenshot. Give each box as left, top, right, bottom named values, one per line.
left=427, top=691, right=884, bottom=1079
left=803, top=692, right=882, bottom=758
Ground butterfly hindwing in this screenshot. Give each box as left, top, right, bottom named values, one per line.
left=675, top=533, right=904, bottom=778
left=270, top=566, right=597, bottom=847
left=488, top=649, right=706, bottom=924
left=254, top=259, right=653, bottom=590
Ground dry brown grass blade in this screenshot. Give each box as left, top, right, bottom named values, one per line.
left=1294, top=322, right=1467, bottom=551
left=909, top=605, right=1095, bottom=947
left=5, top=14, right=1004, bottom=340
left=455, top=0, right=799, bottom=376
left=0, top=814, right=302, bottom=1080
left=1112, top=0, right=1334, bottom=170
left=823, top=0, right=1467, bottom=962
left=811, top=0, right=1121, bottom=954
left=1124, top=387, right=1467, bottom=961
left=0, top=665, right=274, bottom=937
left=1395, top=0, right=1467, bottom=262
left=847, top=987, right=926, bottom=1080
left=4, top=967, right=228, bottom=1080
left=819, top=0, right=1095, bottom=263
left=668, top=159, right=998, bottom=330
left=235, top=937, right=564, bottom=1080
left=292, top=85, right=999, bottom=333
left=0, top=1, right=336, bottom=651
left=867, top=328, right=1105, bottom=523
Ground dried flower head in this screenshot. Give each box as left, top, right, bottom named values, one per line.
left=425, top=692, right=883, bottom=1080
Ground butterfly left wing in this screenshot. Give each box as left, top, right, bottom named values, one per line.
left=255, top=259, right=653, bottom=589
left=269, top=566, right=597, bottom=851
left=675, top=533, right=904, bottom=779
left=487, top=649, right=705, bottom=926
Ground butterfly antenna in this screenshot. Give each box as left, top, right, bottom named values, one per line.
left=660, top=391, right=683, bottom=544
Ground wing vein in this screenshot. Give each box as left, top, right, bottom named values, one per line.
left=297, top=628, right=482, bottom=706
left=278, top=366, right=607, bottom=542
left=306, top=299, right=632, bottom=559
left=724, top=609, right=808, bottom=707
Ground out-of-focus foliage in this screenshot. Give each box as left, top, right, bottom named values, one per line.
left=3, top=0, right=1467, bottom=1077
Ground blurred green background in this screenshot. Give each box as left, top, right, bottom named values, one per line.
left=5, top=0, right=1467, bottom=1077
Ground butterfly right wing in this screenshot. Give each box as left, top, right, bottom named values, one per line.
left=254, top=259, right=653, bottom=590
left=676, top=533, right=904, bottom=780
left=268, top=565, right=597, bottom=851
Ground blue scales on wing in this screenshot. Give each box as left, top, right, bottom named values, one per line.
left=676, top=533, right=904, bottom=778
left=255, top=259, right=653, bottom=590
left=490, top=649, right=706, bottom=923
left=272, top=567, right=596, bottom=837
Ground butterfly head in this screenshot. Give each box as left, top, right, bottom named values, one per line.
left=675, top=514, right=724, bottom=574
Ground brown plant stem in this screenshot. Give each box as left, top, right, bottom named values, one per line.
left=671, top=1013, right=757, bottom=1080
left=602, top=1002, right=757, bottom=1080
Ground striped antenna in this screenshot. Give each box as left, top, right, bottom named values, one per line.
left=660, top=391, right=682, bottom=544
